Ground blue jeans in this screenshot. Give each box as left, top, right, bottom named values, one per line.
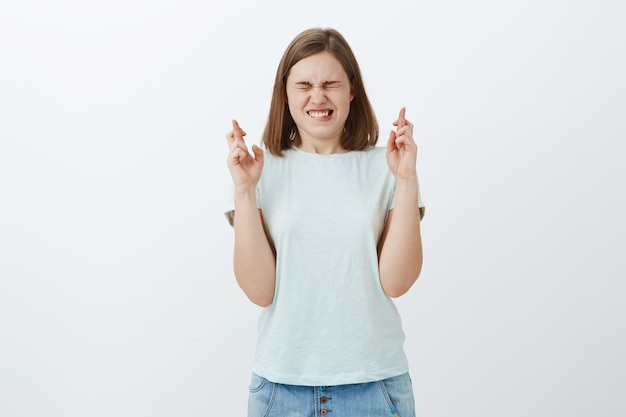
left=248, top=372, right=416, bottom=417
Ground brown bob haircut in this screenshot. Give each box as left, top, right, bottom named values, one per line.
left=262, top=28, right=379, bottom=156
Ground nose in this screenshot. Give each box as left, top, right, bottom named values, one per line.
left=310, top=86, right=326, bottom=104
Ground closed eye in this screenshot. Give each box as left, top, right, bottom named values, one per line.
left=296, top=82, right=312, bottom=90
left=294, top=81, right=341, bottom=90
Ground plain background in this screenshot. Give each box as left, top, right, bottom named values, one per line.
left=1, top=0, right=625, bottom=416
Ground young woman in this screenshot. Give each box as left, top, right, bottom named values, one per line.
left=225, top=27, right=425, bottom=417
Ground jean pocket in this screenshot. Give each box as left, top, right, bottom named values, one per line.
left=248, top=373, right=276, bottom=417
left=379, top=373, right=415, bottom=417
left=249, top=373, right=268, bottom=393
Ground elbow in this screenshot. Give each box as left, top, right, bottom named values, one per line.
left=234, top=261, right=276, bottom=307
left=383, top=280, right=416, bottom=298
left=248, top=292, right=274, bottom=307
left=237, top=275, right=275, bottom=307
left=380, top=265, right=422, bottom=298
left=383, top=286, right=407, bottom=298
left=387, top=291, right=408, bottom=299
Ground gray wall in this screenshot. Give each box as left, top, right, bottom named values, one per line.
left=1, top=0, right=624, bottom=416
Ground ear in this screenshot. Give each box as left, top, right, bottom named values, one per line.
left=350, top=83, right=355, bottom=101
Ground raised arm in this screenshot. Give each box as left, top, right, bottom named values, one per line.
left=226, top=120, right=276, bottom=307
left=378, top=108, right=424, bottom=297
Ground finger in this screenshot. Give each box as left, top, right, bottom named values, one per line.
left=227, top=129, right=252, bottom=161
left=226, top=131, right=235, bottom=146
left=394, top=129, right=415, bottom=143
left=226, top=132, right=241, bottom=149
left=232, top=120, right=241, bottom=141
left=398, top=119, right=413, bottom=131
left=232, top=138, right=250, bottom=155
left=251, top=144, right=264, bottom=165
left=234, top=123, right=247, bottom=137
left=398, top=107, right=406, bottom=128
left=394, top=135, right=418, bottom=152
left=229, top=120, right=248, bottom=148
left=396, top=124, right=414, bottom=140
left=226, top=128, right=245, bottom=145
left=386, top=130, right=397, bottom=153
left=226, top=117, right=246, bottom=147
left=232, top=119, right=246, bottom=141
left=228, top=147, right=248, bottom=167
left=392, top=107, right=407, bottom=129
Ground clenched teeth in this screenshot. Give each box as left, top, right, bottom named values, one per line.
left=308, top=110, right=333, bottom=118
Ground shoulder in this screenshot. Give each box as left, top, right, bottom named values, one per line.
left=261, top=147, right=289, bottom=169
left=359, top=145, right=387, bottom=159
left=357, top=146, right=389, bottom=168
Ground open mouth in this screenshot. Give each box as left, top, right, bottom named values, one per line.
left=307, top=110, right=334, bottom=119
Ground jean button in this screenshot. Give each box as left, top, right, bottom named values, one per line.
left=320, top=397, right=328, bottom=403
left=320, top=386, right=326, bottom=391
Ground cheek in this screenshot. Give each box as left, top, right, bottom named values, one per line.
left=286, top=98, right=301, bottom=119
left=289, top=95, right=311, bottom=116
left=286, top=91, right=300, bottom=107
left=339, top=93, right=353, bottom=109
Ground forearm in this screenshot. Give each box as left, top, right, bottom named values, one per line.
left=233, top=189, right=276, bottom=307
left=378, top=178, right=423, bottom=297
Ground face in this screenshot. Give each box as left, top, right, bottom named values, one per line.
left=285, top=51, right=354, bottom=151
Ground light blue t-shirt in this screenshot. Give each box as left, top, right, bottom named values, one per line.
left=226, top=146, right=424, bottom=386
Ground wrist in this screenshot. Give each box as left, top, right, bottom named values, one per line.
left=394, top=177, right=420, bottom=203
left=233, top=184, right=257, bottom=195
left=233, top=186, right=258, bottom=207
left=394, top=175, right=418, bottom=187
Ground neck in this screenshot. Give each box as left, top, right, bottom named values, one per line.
left=298, top=135, right=346, bottom=155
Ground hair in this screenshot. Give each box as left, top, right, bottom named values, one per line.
left=262, top=28, right=379, bottom=156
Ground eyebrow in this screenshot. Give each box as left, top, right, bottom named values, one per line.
left=294, top=80, right=341, bottom=86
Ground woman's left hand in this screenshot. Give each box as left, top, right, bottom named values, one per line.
left=386, top=107, right=418, bottom=181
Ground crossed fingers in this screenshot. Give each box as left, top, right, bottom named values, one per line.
left=226, top=119, right=250, bottom=164
left=226, top=119, right=247, bottom=146
left=392, top=107, right=415, bottom=148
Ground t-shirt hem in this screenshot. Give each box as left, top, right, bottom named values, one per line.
left=252, top=366, right=410, bottom=387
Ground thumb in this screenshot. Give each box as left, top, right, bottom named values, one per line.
left=251, top=144, right=264, bottom=163
left=386, top=130, right=396, bottom=153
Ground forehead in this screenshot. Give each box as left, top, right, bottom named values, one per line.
left=287, top=51, right=349, bottom=82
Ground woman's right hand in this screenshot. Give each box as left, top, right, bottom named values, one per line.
left=226, top=119, right=264, bottom=191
